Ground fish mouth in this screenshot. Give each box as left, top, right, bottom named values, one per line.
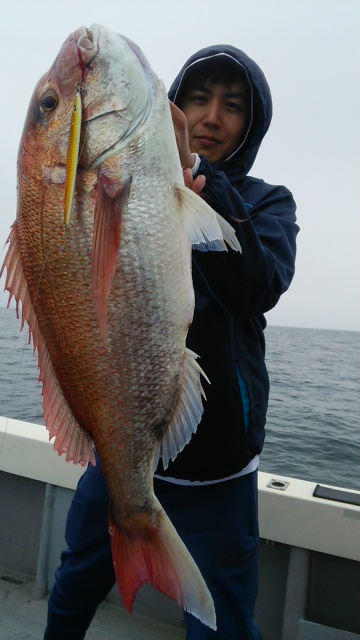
left=75, top=27, right=150, bottom=73
left=69, top=25, right=154, bottom=170
left=74, top=25, right=129, bottom=127
left=76, top=25, right=100, bottom=67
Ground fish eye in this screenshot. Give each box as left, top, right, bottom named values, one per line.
left=39, top=90, right=59, bottom=113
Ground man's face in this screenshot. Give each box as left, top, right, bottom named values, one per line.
left=180, top=78, right=250, bottom=164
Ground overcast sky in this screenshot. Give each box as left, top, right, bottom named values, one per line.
left=0, top=0, right=359, bottom=331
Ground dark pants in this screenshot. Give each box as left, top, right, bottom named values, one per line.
left=44, top=455, right=262, bottom=639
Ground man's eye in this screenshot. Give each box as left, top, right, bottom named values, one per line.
left=191, top=94, right=207, bottom=104
left=227, top=102, right=243, bottom=112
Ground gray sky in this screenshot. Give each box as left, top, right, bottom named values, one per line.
left=0, top=0, right=359, bottom=331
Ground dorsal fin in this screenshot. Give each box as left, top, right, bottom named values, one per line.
left=1, top=222, right=95, bottom=466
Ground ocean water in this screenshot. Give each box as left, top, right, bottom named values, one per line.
left=261, top=325, right=360, bottom=490
left=0, top=306, right=359, bottom=490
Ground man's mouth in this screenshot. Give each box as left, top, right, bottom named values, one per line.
left=194, top=135, right=222, bottom=146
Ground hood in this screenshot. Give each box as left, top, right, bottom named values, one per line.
left=168, top=44, right=272, bottom=179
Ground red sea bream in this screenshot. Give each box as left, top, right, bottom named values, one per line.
left=1, top=24, right=241, bottom=628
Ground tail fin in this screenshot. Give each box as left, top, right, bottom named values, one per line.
left=109, top=497, right=216, bottom=630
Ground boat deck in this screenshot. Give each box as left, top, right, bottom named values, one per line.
left=1, top=418, right=360, bottom=640
left=0, top=569, right=184, bottom=640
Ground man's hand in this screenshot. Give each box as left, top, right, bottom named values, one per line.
left=170, top=101, right=193, bottom=168
left=170, top=101, right=206, bottom=195
left=183, top=168, right=206, bottom=195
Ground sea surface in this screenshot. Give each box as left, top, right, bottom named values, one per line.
left=0, top=306, right=359, bottom=490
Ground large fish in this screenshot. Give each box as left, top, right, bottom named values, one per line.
left=1, top=25, right=241, bottom=628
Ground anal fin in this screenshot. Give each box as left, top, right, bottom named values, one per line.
left=154, top=347, right=209, bottom=471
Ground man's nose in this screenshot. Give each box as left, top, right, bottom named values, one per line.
left=203, top=101, right=221, bottom=126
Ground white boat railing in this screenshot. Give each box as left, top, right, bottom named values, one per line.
left=1, top=415, right=359, bottom=563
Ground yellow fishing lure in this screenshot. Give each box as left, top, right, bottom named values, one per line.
left=64, top=88, right=83, bottom=227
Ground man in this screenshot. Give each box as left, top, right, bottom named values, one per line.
left=44, top=44, right=298, bottom=639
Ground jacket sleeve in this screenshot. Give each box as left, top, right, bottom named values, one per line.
left=192, top=157, right=299, bottom=318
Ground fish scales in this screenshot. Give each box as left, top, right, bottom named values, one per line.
left=1, top=24, right=241, bottom=629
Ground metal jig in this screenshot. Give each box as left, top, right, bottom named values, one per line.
left=64, top=85, right=84, bottom=228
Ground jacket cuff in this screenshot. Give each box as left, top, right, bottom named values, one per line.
left=191, top=153, right=201, bottom=176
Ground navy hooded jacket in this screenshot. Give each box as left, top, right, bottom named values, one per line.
left=156, top=45, right=299, bottom=482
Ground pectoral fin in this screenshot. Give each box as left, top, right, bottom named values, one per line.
left=92, top=173, right=131, bottom=342
left=175, top=184, right=241, bottom=253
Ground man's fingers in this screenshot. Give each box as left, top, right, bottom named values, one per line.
left=183, top=168, right=206, bottom=194
left=192, top=174, right=206, bottom=194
